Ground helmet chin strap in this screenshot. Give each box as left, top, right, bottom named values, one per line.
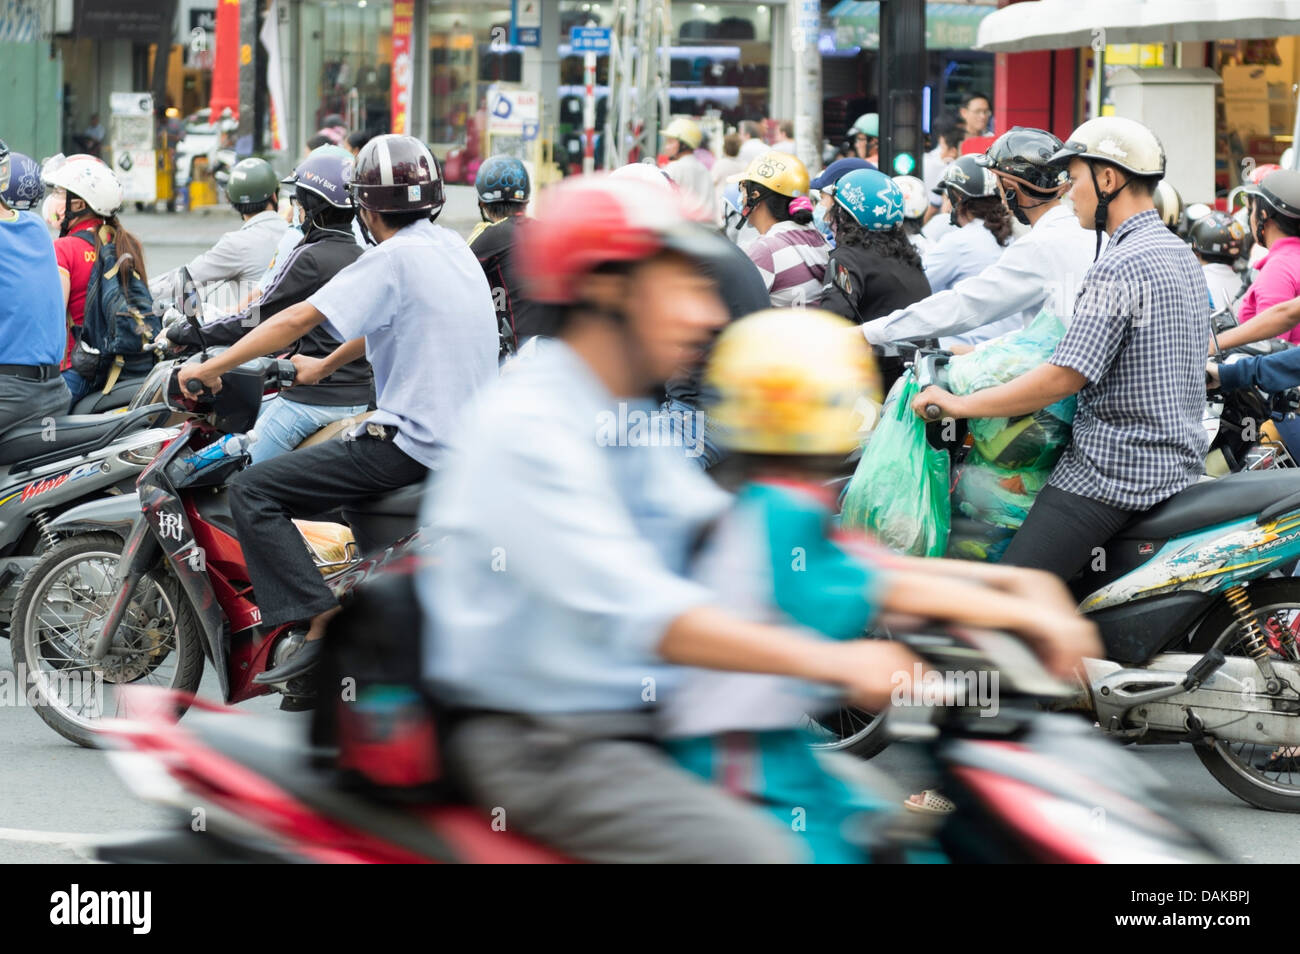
left=1087, top=161, right=1131, bottom=261
left=355, top=207, right=378, bottom=246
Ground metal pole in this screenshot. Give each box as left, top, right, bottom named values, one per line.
left=788, top=0, right=823, bottom=180
left=584, top=49, right=596, bottom=173
left=1290, top=82, right=1300, bottom=169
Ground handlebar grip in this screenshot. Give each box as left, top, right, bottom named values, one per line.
left=924, top=403, right=943, bottom=422
left=185, top=378, right=205, bottom=395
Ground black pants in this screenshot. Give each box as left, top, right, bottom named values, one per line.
left=999, top=484, right=1141, bottom=581
left=227, top=431, right=427, bottom=629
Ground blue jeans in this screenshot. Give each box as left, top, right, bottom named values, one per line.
left=63, top=369, right=92, bottom=409
left=249, top=395, right=370, bottom=465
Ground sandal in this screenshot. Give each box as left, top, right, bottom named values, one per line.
left=904, top=789, right=955, bottom=815
left=1258, top=745, right=1300, bottom=773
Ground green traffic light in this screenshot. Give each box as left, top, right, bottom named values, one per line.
left=893, top=153, right=916, bottom=175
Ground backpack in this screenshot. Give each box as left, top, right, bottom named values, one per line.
left=69, top=229, right=160, bottom=392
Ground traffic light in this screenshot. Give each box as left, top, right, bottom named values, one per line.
left=879, top=0, right=925, bottom=180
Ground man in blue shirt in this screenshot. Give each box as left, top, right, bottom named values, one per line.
left=0, top=140, right=72, bottom=431
left=178, top=135, right=498, bottom=686
left=914, top=117, right=1210, bottom=580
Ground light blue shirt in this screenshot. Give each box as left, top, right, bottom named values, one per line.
left=419, top=341, right=729, bottom=713
left=308, top=219, right=498, bottom=468
left=0, top=210, right=64, bottom=365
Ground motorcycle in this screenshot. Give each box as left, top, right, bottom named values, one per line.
left=817, top=349, right=1300, bottom=813
left=90, top=561, right=1221, bottom=863
left=9, top=352, right=422, bottom=747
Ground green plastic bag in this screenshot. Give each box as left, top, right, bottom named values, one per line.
left=947, top=309, right=1077, bottom=470
left=951, top=449, right=1050, bottom=529
left=841, top=371, right=950, bottom=557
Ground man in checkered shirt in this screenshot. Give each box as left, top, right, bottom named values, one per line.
left=913, top=117, right=1211, bottom=580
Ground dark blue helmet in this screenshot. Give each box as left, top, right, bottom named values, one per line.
left=1, top=152, right=45, bottom=210
left=476, top=155, right=530, bottom=204
left=282, top=149, right=353, bottom=208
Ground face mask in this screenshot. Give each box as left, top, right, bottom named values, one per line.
left=41, top=193, right=64, bottom=228
left=813, top=202, right=835, bottom=245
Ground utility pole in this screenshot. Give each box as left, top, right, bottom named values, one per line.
left=878, top=0, right=926, bottom=178
left=237, top=0, right=258, bottom=156
left=789, top=0, right=823, bottom=179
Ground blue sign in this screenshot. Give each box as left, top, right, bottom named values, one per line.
left=570, top=26, right=611, bottom=53
left=511, top=0, right=541, bottom=47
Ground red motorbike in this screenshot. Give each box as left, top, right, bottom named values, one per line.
left=12, top=354, right=425, bottom=747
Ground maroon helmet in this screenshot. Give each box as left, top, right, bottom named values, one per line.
left=348, top=134, right=444, bottom=213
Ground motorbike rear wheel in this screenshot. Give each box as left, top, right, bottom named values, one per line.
left=10, top=532, right=203, bottom=748
left=1188, top=578, right=1300, bottom=812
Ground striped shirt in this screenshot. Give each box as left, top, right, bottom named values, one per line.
left=745, top=221, right=831, bottom=307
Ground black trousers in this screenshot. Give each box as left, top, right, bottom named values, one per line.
left=999, top=484, right=1141, bottom=582
left=227, top=431, right=427, bottom=629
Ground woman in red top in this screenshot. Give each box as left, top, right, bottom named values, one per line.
left=43, top=155, right=148, bottom=406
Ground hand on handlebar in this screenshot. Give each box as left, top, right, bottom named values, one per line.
left=911, top=385, right=965, bottom=422
left=1206, top=361, right=1221, bottom=390
left=288, top=354, right=327, bottom=387
left=177, top=361, right=222, bottom=396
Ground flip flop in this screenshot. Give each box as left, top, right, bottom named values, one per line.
left=904, top=789, right=955, bottom=815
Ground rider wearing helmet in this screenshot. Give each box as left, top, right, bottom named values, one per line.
left=151, top=156, right=289, bottom=315
left=1153, top=179, right=1182, bottom=232
left=0, top=151, right=43, bottom=211
left=733, top=150, right=829, bottom=306
left=859, top=126, right=1097, bottom=347
left=848, top=113, right=880, bottom=166
left=662, top=117, right=714, bottom=220
left=44, top=154, right=150, bottom=396
left=179, top=134, right=497, bottom=687
left=1189, top=210, right=1247, bottom=314
left=815, top=168, right=931, bottom=348
left=915, top=116, right=1212, bottom=581
left=808, top=157, right=873, bottom=247
left=922, top=156, right=1016, bottom=347
left=892, top=174, right=931, bottom=253
left=420, top=176, right=925, bottom=863
left=466, top=154, right=538, bottom=358
left=165, top=149, right=374, bottom=464
left=0, top=140, right=72, bottom=428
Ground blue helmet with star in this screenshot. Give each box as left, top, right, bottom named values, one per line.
left=0, top=151, right=44, bottom=210
left=832, top=168, right=904, bottom=231
left=476, top=155, right=530, bottom=204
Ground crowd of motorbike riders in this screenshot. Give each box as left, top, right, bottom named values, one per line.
left=2, top=105, right=1300, bottom=863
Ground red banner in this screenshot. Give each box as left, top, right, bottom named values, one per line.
left=391, top=2, right=414, bottom=134
left=209, top=0, right=240, bottom=119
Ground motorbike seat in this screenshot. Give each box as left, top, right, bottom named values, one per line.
left=340, top=482, right=425, bottom=556
left=0, top=408, right=153, bottom=466
left=1118, top=469, right=1300, bottom=541
left=344, top=482, right=425, bottom=518
left=70, top=372, right=150, bottom=416
left=184, top=709, right=568, bottom=863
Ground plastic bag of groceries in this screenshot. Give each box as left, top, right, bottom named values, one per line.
left=946, top=516, right=1016, bottom=562
left=947, top=310, right=1077, bottom=470
left=951, top=450, right=1049, bottom=529
left=841, top=370, right=950, bottom=557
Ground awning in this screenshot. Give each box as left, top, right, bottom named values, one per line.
left=829, top=1, right=997, bottom=51
left=977, top=0, right=1300, bottom=53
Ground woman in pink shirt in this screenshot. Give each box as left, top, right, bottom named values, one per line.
left=1218, top=170, right=1300, bottom=348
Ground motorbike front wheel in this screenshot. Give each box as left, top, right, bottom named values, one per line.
left=10, top=532, right=203, bottom=748
left=1188, top=578, right=1300, bottom=812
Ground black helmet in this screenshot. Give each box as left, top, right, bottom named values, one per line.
left=984, top=127, right=1069, bottom=195
left=936, top=154, right=1000, bottom=200
left=349, top=134, right=444, bottom=213
left=1256, top=169, right=1300, bottom=222
left=1189, top=210, right=1246, bottom=259
left=475, top=155, right=530, bottom=204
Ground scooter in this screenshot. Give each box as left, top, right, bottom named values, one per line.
left=90, top=561, right=1221, bottom=863
left=819, top=350, right=1300, bottom=813
left=9, top=354, right=421, bottom=747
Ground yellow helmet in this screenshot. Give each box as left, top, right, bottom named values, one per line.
left=663, top=117, right=702, bottom=150
left=732, top=150, right=810, bottom=198
left=705, top=308, right=881, bottom=455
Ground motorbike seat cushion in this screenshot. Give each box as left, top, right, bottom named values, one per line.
left=1118, top=470, right=1300, bottom=541
left=0, top=413, right=145, bottom=466
left=342, top=481, right=425, bottom=518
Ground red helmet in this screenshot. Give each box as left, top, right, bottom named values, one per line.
left=516, top=174, right=730, bottom=304
left=349, top=134, right=443, bottom=213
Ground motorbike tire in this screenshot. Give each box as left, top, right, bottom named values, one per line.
left=806, top=706, right=891, bottom=759
left=1188, top=577, right=1300, bottom=812
left=10, top=532, right=203, bottom=748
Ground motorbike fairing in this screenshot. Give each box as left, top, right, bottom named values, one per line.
left=1088, top=591, right=1214, bottom=664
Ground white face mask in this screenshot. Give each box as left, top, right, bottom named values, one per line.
left=41, top=192, right=64, bottom=228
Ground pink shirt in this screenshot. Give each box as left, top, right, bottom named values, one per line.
left=1240, top=235, right=1300, bottom=344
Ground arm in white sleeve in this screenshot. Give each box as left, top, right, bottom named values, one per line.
left=861, top=236, right=1049, bottom=345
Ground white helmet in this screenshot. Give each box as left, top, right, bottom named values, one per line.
left=43, top=154, right=123, bottom=217
left=610, top=161, right=675, bottom=192
left=1153, top=179, right=1182, bottom=227
left=891, top=175, right=928, bottom=220
left=1050, top=116, right=1166, bottom=178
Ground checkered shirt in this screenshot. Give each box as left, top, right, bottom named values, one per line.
left=1048, top=209, right=1211, bottom=510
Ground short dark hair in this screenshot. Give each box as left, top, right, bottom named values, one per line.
left=481, top=199, right=525, bottom=221
left=375, top=209, right=431, bottom=232
left=962, top=91, right=991, bottom=109
left=233, top=197, right=276, bottom=217
left=937, top=122, right=965, bottom=150
left=347, top=129, right=375, bottom=152
left=306, top=133, right=332, bottom=150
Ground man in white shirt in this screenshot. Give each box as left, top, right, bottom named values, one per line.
left=662, top=117, right=715, bottom=222
left=922, top=121, right=964, bottom=222
left=737, top=120, right=768, bottom=164
left=862, top=127, right=1097, bottom=345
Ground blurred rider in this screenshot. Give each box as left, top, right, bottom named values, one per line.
left=661, top=118, right=714, bottom=221
left=466, top=155, right=539, bottom=358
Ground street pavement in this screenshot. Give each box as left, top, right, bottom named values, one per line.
left=2, top=186, right=1296, bottom=863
